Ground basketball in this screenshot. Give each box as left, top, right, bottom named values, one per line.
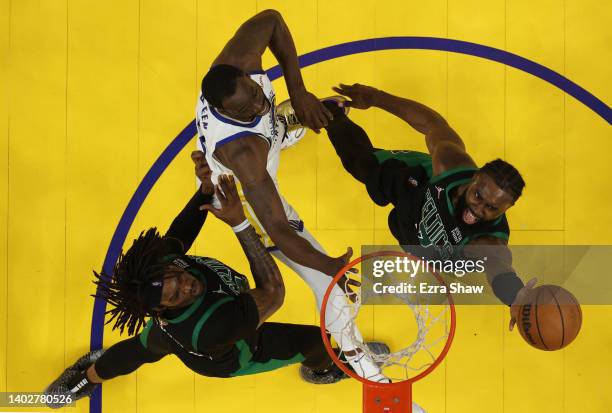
left=517, top=285, right=582, bottom=351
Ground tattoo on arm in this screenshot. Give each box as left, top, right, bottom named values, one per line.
left=236, top=226, right=280, bottom=286
left=235, top=226, right=284, bottom=324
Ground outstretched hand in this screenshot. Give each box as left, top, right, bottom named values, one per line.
left=291, top=90, right=333, bottom=133
left=191, top=150, right=214, bottom=195
left=199, top=175, right=246, bottom=227
left=329, top=247, right=361, bottom=302
left=509, top=277, right=537, bottom=331
left=332, top=83, right=379, bottom=110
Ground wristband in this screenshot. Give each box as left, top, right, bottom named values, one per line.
left=231, top=219, right=251, bottom=233
left=491, top=271, right=525, bottom=306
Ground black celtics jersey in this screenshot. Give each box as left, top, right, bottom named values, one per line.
left=416, top=167, right=510, bottom=259
left=139, top=254, right=259, bottom=377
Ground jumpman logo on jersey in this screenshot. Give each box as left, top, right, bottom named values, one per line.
left=435, top=185, right=444, bottom=199
left=212, top=286, right=228, bottom=295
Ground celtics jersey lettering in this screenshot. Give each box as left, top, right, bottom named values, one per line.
left=185, top=255, right=249, bottom=296
left=417, top=167, right=510, bottom=260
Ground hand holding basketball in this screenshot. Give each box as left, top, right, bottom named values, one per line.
left=514, top=283, right=582, bottom=351
left=509, top=277, right=537, bottom=331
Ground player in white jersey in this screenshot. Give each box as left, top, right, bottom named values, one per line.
left=195, top=10, right=387, bottom=382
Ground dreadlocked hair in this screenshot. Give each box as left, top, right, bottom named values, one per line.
left=93, top=228, right=171, bottom=336
left=480, top=159, right=526, bottom=202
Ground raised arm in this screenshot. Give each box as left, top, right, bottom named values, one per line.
left=201, top=174, right=288, bottom=326
left=213, top=9, right=331, bottom=131
left=213, top=137, right=347, bottom=278
left=163, top=151, right=214, bottom=252
left=333, top=83, right=477, bottom=175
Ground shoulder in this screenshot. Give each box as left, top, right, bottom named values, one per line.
left=214, top=133, right=270, bottom=171
left=429, top=164, right=479, bottom=185
left=431, top=141, right=477, bottom=177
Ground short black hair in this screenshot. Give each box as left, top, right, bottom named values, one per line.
left=93, top=228, right=172, bottom=335
left=201, top=64, right=245, bottom=108
left=480, top=159, right=526, bottom=202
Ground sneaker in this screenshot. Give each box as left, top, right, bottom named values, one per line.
left=276, top=95, right=350, bottom=130
left=366, top=341, right=390, bottom=358
left=299, top=363, right=349, bottom=385
left=73, top=349, right=105, bottom=371
left=44, top=349, right=105, bottom=408
left=280, top=126, right=308, bottom=150
left=339, top=341, right=391, bottom=364
left=276, top=98, right=302, bottom=132
left=276, top=95, right=350, bottom=149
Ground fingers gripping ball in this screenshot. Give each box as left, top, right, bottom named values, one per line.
left=517, top=285, right=582, bottom=350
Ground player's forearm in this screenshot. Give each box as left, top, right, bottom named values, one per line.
left=235, top=225, right=285, bottom=320
left=465, top=242, right=524, bottom=305
left=372, top=90, right=446, bottom=134
left=239, top=171, right=336, bottom=275
left=235, top=225, right=284, bottom=294
left=464, top=242, right=514, bottom=285
left=266, top=11, right=306, bottom=97
left=165, top=189, right=213, bottom=252
left=484, top=258, right=516, bottom=286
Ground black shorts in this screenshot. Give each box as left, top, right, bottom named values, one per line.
left=365, top=150, right=432, bottom=245
left=145, top=322, right=330, bottom=378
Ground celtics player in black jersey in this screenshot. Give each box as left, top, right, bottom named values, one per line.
left=44, top=153, right=346, bottom=408
left=321, top=83, right=537, bottom=331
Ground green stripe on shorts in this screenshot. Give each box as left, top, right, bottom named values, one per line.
left=229, top=340, right=305, bottom=377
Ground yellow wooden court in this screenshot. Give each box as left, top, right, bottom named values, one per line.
left=1, top=0, right=610, bottom=412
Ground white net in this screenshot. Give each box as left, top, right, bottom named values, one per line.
left=323, top=254, right=454, bottom=383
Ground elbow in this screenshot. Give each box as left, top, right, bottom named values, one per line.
left=424, top=113, right=448, bottom=134
left=268, top=282, right=285, bottom=312
left=271, top=269, right=286, bottom=309
left=258, top=9, right=283, bottom=25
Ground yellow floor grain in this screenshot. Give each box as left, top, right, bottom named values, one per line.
left=1, top=1, right=610, bottom=412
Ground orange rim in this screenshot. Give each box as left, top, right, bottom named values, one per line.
left=319, top=250, right=457, bottom=387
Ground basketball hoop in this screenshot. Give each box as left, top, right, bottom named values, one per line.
left=320, top=251, right=456, bottom=413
